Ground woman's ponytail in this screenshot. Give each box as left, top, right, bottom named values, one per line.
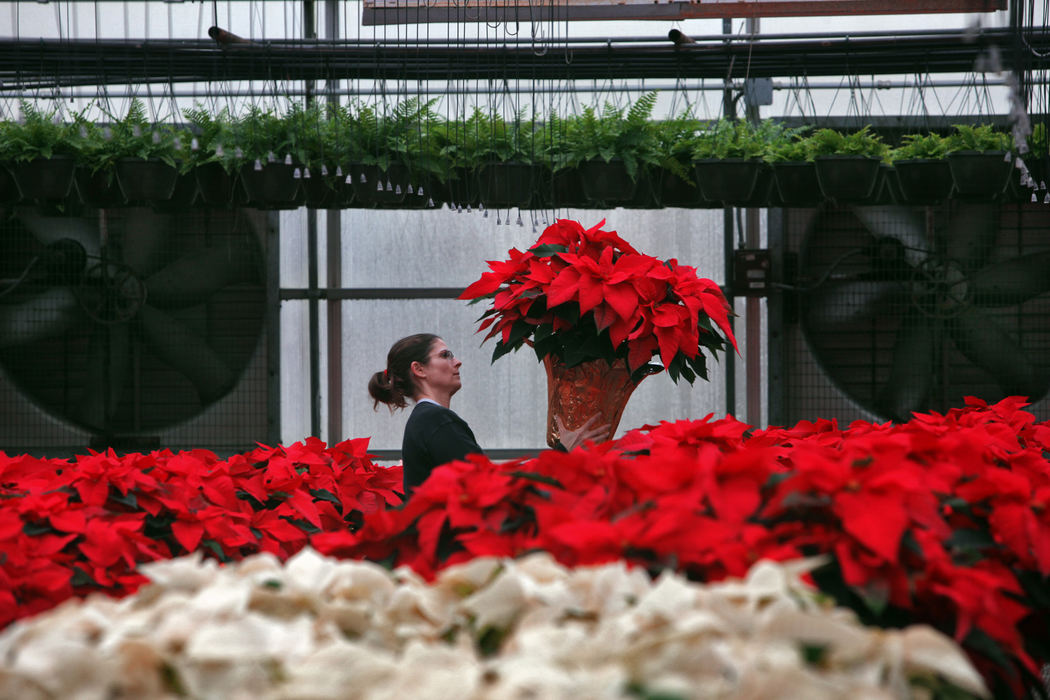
left=368, top=333, right=438, bottom=411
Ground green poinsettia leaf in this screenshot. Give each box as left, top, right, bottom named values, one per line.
left=508, top=470, right=564, bottom=488
left=529, top=244, right=568, bottom=258
left=946, top=528, right=995, bottom=551
left=309, top=488, right=342, bottom=507
left=855, top=579, right=891, bottom=617
left=506, top=319, right=535, bottom=348
left=491, top=341, right=517, bottom=364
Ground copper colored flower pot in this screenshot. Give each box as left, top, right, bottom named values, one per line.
left=543, top=355, right=645, bottom=449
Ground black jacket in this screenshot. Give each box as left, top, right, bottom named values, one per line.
left=402, top=401, right=483, bottom=495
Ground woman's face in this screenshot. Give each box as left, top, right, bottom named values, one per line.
left=421, top=338, right=462, bottom=396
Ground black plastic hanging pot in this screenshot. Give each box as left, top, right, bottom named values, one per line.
left=151, top=172, right=199, bottom=212
left=75, top=168, right=126, bottom=208
left=302, top=173, right=339, bottom=209
left=694, top=158, right=764, bottom=205
left=946, top=150, right=1013, bottom=199
left=443, top=167, right=480, bottom=208
left=892, top=159, right=954, bottom=204
left=239, top=162, right=303, bottom=209
left=195, top=162, right=238, bottom=206
left=9, top=156, right=77, bottom=201
left=477, top=161, right=537, bottom=209
left=115, top=158, right=180, bottom=203
left=735, top=165, right=777, bottom=208
left=657, top=169, right=712, bottom=208
left=577, top=159, right=639, bottom=206
left=0, top=166, right=21, bottom=204
left=350, top=163, right=413, bottom=206
left=548, top=168, right=592, bottom=208
left=620, top=169, right=661, bottom=209
left=814, top=155, right=883, bottom=203
left=772, top=161, right=822, bottom=206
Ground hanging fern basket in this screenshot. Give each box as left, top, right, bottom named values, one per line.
left=946, top=151, right=1013, bottom=199
left=814, top=155, right=883, bottom=203
left=75, top=169, right=126, bottom=208
left=239, top=163, right=302, bottom=210
left=9, top=156, right=77, bottom=202
left=0, top=167, right=21, bottom=204
left=772, top=161, right=823, bottom=207
left=477, top=161, right=537, bottom=209
left=577, top=159, right=639, bottom=206
left=115, top=158, right=179, bottom=204
left=893, top=159, right=955, bottom=204
left=694, top=158, right=764, bottom=205
left=194, top=163, right=238, bottom=206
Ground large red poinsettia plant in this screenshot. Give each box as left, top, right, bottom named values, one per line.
left=459, top=218, right=737, bottom=383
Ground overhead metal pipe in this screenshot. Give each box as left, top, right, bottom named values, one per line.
left=10, top=77, right=1008, bottom=101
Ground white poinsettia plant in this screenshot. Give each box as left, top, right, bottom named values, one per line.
left=0, top=548, right=988, bottom=699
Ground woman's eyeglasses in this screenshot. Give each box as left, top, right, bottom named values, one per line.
left=433, top=349, right=455, bottom=361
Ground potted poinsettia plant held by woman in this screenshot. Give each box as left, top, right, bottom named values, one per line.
left=460, top=218, right=737, bottom=447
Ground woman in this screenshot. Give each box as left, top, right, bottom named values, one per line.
left=369, top=333, right=606, bottom=496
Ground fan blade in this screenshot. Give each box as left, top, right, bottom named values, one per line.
left=876, top=311, right=937, bottom=421
left=970, top=250, right=1050, bottom=306
left=145, top=246, right=258, bottom=309
left=0, top=287, right=79, bottom=348
left=852, top=205, right=929, bottom=268
left=74, top=324, right=131, bottom=430
left=119, top=209, right=172, bottom=277
left=944, top=201, right=999, bottom=273
left=948, top=308, right=1048, bottom=401
left=804, top=280, right=902, bottom=327
left=18, top=211, right=101, bottom=260
left=139, top=304, right=235, bottom=404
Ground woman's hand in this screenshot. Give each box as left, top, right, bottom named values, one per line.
left=554, top=414, right=611, bottom=451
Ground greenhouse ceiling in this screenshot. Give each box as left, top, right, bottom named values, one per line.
left=0, top=26, right=1043, bottom=91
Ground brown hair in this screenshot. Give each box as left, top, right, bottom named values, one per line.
left=368, top=333, right=439, bottom=411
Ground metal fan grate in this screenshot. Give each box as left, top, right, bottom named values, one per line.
left=787, top=201, right=1050, bottom=422
left=0, top=205, right=270, bottom=455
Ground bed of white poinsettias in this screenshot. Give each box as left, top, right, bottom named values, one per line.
left=0, top=549, right=987, bottom=699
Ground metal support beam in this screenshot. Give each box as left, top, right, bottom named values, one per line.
left=266, top=212, right=282, bottom=446
left=303, top=1, right=322, bottom=439
left=722, top=17, right=736, bottom=420
left=324, top=0, right=343, bottom=446
left=744, top=17, right=763, bottom=429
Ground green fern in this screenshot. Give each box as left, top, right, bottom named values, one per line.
left=888, top=132, right=949, bottom=161
left=945, top=124, right=1012, bottom=153
left=84, top=98, right=187, bottom=170
left=554, top=92, right=660, bottom=180
left=0, top=100, right=78, bottom=162
left=804, top=125, right=889, bottom=160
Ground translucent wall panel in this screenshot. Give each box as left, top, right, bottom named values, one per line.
left=279, top=209, right=312, bottom=289
left=342, top=207, right=727, bottom=288
left=280, top=299, right=325, bottom=443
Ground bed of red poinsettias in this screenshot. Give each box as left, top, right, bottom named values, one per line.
left=0, top=437, right=402, bottom=625
left=313, top=397, right=1050, bottom=698
left=3, top=397, right=1049, bottom=697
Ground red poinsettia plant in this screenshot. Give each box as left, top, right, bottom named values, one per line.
left=459, top=218, right=738, bottom=383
